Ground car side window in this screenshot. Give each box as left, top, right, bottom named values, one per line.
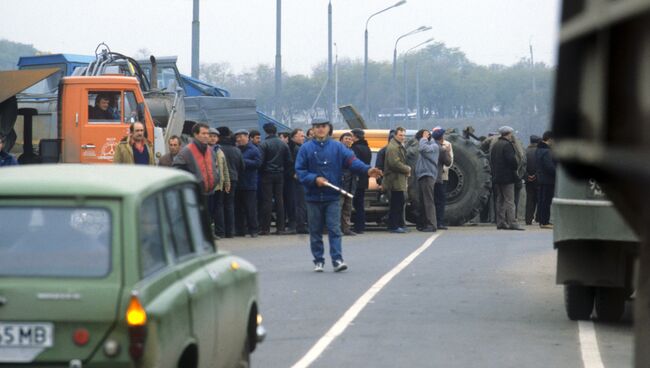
left=182, top=186, right=214, bottom=253
left=139, top=196, right=167, bottom=277
left=163, top=188, right=194, bottom=258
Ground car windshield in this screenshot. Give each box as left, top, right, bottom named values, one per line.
left=0, top=207, right=111, bottom=277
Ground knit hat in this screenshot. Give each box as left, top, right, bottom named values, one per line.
left=431, top=126, right=445, bottom=140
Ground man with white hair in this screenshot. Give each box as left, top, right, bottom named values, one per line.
left=490, top=126, right=525, bottom=231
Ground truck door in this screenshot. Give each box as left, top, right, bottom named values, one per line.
left=80, top=90, right=141, bottom=163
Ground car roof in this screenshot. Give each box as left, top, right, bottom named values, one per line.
left=0, top=165, right=196, bottom=198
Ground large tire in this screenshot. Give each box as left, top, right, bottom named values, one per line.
left=594, top=287, right=627, bottom=322
left=564, top=285, right=595, bottom=320
left=443, top=134, right=492, bottom=226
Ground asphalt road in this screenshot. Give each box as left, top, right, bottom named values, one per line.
left=218, top=226, right=633, bottom=368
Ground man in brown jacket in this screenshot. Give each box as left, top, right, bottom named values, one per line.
left=384, top=126, right=411, bottom=233
left=158, top=135, right=182, bottom=167
left=113, top=122, right=155, bottom=165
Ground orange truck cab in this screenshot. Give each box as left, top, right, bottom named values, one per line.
left=57, top=76, right=157, bottom=163
left=1, top=69, right=159, bottom=164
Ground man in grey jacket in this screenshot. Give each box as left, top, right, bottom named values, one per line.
left=415, top=129, right=439, bottom=232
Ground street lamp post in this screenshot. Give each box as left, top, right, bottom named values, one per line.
left=275, top=0, right=282, bottom=119
left=334, top=42, right=339, bottom=125
left=364, top=0, right=406, bottom=123
left=392, top=26, right=431, bottom=126
left=328, top=0, right=333, bottom=122
left=403, top=38, right=434, bottom=127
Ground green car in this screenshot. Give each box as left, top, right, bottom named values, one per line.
left=0, top=165, right=265, bottom=368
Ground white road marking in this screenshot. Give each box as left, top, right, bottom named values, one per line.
left=291, top=233, right=441, bottom=368
left=578, top=321, right=606, bottom=368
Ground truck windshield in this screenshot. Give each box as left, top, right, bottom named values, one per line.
left=0, top=207, right=111, bottom=278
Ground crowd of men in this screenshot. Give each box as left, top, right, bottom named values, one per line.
left=0, top=120, right=557, bottom=271
left=1, top=120, right=557, bottom=237
left=482, top=127, right=557, bottom=230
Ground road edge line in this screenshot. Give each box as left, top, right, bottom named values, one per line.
left=291, top=233, right=441, bottom=368
left=578, top=320, right=606, bottom=368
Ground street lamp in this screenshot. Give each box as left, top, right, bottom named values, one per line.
left=364, top=0, right=406, bottom=122
left=392, top=26, right=431, bottom=126
left=403, top=38, right=434, bottom=126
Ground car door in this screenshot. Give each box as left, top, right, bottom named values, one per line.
left=132, top=194, right=192, bottom=368
left=181, top=186, right=245, bottom=368
left=161, top=186, right=217, bottom=367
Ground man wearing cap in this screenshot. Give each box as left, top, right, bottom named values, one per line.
left=235, top=129, right=262, bottom=237
left=258, top=123, right=293, bottom=235
left=432, top=126, right=453, bottom=230
left=490, top=126, right=525, bottom=231
left=350, top=128, right=372, bottom=233
left=208, top=127, right=231, bottom=238
left=217, top=126, right=245, bottom=238
left=295, top=119, right=382, bottom=272
left=415, top=129, right=439, bottom=232
left=173, top=123, right=220, bottom=196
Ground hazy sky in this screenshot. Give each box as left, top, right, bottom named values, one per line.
left=1, top=0, right=560, bottom=75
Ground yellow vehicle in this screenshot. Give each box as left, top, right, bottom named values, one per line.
left=333, top=126, right=492, bottom=226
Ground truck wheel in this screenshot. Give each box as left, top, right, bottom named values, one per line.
left=594, top=287, right=627, bottom=322
left=443, top=134, right=492, bottom=226
left=564, top=285, right=595, bottom=320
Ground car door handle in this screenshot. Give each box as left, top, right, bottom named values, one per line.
left=81, top=144, right=96, bottom=149
left=185, top=282, right=197, bottom=295
left=208, top=269, right=219, bottom=281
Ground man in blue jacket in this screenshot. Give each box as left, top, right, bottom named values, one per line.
left=296, top=119, right=382, bottom=272
left=235, top=129, right=263, bottom=237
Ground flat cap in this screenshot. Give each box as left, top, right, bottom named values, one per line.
left=311, top=118, right=330, bottom=125
left=234, top=128, right=249, bottom=136
left=498, top=126, right=514, bottom=135
left=208, top=127, right=220, bottom=135
left=351, top=128, right=365, bottom=138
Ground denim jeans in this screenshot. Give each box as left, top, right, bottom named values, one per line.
left=306, top=200, right=343, bottom=265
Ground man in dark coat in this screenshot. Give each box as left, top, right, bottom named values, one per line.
left=350, top=128, right=372, bottom=233
left=535, top=131, right=556, bottom=229
left=490, top=126, right=525, bottom=231
left=258, top=123, right=293, bottom=235
left=525, top=135, right=541, bottom=225
left=217, top=126, right=245, bottom=238
left=288, top=128, right=308, bottom=234
left=235, top=129, right=262, bottom=237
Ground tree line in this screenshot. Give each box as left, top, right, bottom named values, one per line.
left=199, top=41, right=555, bottom=127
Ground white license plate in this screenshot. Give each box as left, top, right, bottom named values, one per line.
left=0, top=323, right=53, bottom=348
